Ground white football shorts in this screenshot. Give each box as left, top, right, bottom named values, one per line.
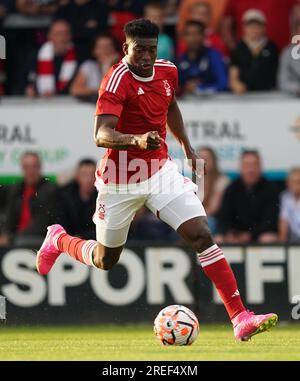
left=93, top=159, right=206, bottom=247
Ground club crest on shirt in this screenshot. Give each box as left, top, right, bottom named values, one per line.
left=163, top=80, right=171, bottom=96
left=98, top=203, right=105, bottom=220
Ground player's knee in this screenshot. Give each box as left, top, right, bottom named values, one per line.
left=100, top=258, right=115, bottom=271
left=93, top=253, right=116, bottom=271
left=189, top=222, right=214, bottom=253
left=92, top=244, right=120, bottom=271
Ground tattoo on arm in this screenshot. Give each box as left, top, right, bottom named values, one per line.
left=94, top=115, right=138, bottom=149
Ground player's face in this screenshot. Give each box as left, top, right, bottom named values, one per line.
left=123, top=38, right=157, bottom=77
left=240, top=154, right=262, bottom=186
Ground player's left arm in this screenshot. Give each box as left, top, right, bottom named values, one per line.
left=167, top=96, right=199, bottom=172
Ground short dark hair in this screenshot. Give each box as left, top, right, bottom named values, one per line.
left=241, top=149, right=261, bottom=160
left=183, top=20, right=206, bottom=34
left=78, top=158, right=96, bottom=168
left=124, top=18, right=159, bottom=40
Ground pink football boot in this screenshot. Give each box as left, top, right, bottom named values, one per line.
left=233, top=310, right=278, bottom=341
left=36, top=224, right=66, bottom=275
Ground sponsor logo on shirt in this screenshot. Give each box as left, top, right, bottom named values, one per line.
left=137, top=87, right=144, bottom=95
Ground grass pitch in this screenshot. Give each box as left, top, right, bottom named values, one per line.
left=0, top=324, right=299, bottom=361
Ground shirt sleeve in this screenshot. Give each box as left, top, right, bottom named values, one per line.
left=95, top=69, right=127, bottom=117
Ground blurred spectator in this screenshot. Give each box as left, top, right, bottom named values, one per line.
left=144, top=1, right=174, bottom=61
left=0, top=151, right=58, bottom=246
left=108, top=0, right=148, bottom=45
left=0, top=0, right=14, bottom=95
left=177, top=21, right=228, bottom=95
left=0, top=0, right=13, bottom=25
left=164, top=0, right=178, bottom=17
left=129, top=207, right=178, bottom=242
left=215, top=150, right=279, bottom=244
left=54, top=0, right=109, bottom=63
left=0, top=60, right=5, bottom=96
left=25, top=20, right=77, bottom=97
left=107, top=0, right=149, bottom=16
left=0, top=0, right=10, bottom=12
left=279, top=168, right=300, bottom=243
left=57, top=159, right=97, bottom=239
left=177, top=1, right=229, bottom=58
left=229, top=10, right=278, bottom=94
left=278, top=21, right=300, bottom=95
left=221, top=0, right=300, bottom=52
left=197, top=146, right=230, bottom=234
left=178, top=0, right=228, bottom=34
left=15, top=0, right=63, bottom=16
left=70, top=33, right=119, bottom=99
left=0, top=185, right=8, bottom=240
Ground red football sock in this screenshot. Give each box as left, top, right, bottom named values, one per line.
left=198, top=244, right=246, bottom=320
left=56, top=233, right=97, bottom=267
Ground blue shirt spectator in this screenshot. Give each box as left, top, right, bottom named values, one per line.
left=177, top=20, right=227, bottom=95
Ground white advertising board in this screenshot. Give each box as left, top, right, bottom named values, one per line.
left=1, top=95, right=299, bottom=180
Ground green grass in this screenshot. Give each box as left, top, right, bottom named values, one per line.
left=0, top=324, right=299, bottom=361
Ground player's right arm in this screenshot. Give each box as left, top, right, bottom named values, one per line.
left=94, top=66, right=161, bottom=150
left=94, top=115, right=161, bottom=150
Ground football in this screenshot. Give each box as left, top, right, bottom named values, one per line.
left=153, top=305, right=199, bottom=346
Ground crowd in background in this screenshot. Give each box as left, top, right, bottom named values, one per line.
left=0, top=0, right=300, bottom=246
left=0, top=149, right=299, bottom=247
left=1, top=0, right=300, bottom=97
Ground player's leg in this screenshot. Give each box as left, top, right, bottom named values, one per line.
left=153, top=193, right=245, bottom=319
left=36, top=224, right=126, bottom=274
left=149, top=191, right=278, bottom=341
left=55, top=227, right=127, bottom=271
left=36, top=191, right=145, bottom=274
left=92, top=223, right=132, bottom=270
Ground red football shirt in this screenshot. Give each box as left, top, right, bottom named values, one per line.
left=224, top=0, right=300, bottom=51
left=95, top=58, right=178, bottom=184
